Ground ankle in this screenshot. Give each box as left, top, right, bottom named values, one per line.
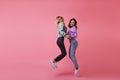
left=75, top=67, right=79, bottom=70
left=53, top=60, right=56, bottom=63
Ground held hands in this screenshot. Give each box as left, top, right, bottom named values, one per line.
left=67, top=35, right=72, bottom=40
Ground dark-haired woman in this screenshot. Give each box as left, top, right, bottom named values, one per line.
left=68, top=18, right=80, bottom=75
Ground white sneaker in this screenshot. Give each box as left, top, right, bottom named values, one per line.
left=74, top=67, right=80, bottom=75
left=50, top=60, right=58, bottom=69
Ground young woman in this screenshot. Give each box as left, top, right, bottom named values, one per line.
left=68, top=18, right=80, bottom=75
left=50, top=16, right=70, bottom=69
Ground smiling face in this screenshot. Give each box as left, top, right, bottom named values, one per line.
left=70, top=20, right=76, bottom=27
left=59, top=17, right=64, bottom=23
left=56, top=16, right=64, bottom=25
left=68, top=18, right=77, bottom=28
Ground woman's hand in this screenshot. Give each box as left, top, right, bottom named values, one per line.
left=67, top=35, right=72, bottom=39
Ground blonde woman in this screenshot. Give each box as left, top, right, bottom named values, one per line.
left=50, top=16, right=70, bottom=69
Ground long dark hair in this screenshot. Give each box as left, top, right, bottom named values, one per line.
left=68, top=18, right=77, bottom=28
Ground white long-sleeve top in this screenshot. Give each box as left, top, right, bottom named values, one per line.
left=57, top=22, right=69, bottom=38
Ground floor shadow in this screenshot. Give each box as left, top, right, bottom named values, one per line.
left=53, top=65, right=120, bottom=79
left=55, top=71, right=73, bottom=77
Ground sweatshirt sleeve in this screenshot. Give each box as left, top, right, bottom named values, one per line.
left=68, top=27, right=77, bottom=38
left=58, top=23, right=70, bottom=38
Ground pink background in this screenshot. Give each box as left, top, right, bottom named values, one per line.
left=0, top=0, right=120, bottom=80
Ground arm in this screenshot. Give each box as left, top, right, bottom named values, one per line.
left=69, top=27, right=77, bottom=38
left=58, top=23, right=70, bottom=38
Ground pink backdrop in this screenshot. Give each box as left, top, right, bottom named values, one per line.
left=0, top=0, right=120, bottom=80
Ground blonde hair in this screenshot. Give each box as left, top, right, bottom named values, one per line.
left=56, top=16, right=64, bottom=25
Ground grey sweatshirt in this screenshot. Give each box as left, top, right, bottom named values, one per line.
left=57, top=22, right=70, bottom=38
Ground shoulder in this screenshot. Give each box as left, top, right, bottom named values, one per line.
left=72, top=26, right=77, bottom=29
left=59, top=22, right=64, bottom=26
left=70, top=26, right=77, bottom=31
left=58, top=22, right=65, bottom=29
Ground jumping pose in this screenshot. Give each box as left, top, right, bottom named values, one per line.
left=68, top=18, right=80, bottom=75
left=50, top=16, right=70, bottom=69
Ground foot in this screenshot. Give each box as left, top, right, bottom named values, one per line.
left=74, top=67, right=80, bottom=75
left=50, top=60, right=58, bottom=69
